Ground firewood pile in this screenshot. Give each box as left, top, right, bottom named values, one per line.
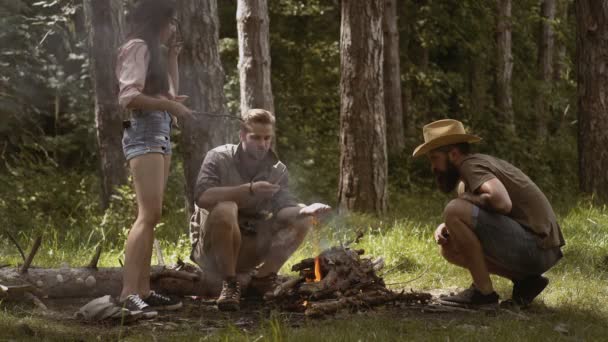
left=265, top=246, right=432, bottom=317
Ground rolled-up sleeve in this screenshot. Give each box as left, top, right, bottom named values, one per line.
left=116, top=40, right=149, bottom=108
left=195, top=150, right=222, bottom=201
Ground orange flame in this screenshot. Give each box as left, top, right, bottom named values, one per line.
left=314, top=257, right=322, bottom=282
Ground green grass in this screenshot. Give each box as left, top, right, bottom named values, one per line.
left=1, top=190, right=608, bottom=341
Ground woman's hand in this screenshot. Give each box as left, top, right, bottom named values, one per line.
left=168, top=41, right=182, bottom=59
left=164, top=100, right=194, bottom=121
left=167, top=29, right=182, bottom=59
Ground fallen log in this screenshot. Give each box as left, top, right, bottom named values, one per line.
left=0, top=265, right=214, bottom=299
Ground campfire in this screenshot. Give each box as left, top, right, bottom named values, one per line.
left=267, top=246, right=431, bottom=317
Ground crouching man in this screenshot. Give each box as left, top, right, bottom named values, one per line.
left=189, top=109, right=330, bottom=311
left=413, top=119, right=565, bottom=308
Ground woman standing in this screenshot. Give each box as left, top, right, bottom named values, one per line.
left=116, top=0, right=192, bottom=316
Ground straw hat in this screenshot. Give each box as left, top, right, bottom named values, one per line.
left=412, top=119, right=481, bottom=158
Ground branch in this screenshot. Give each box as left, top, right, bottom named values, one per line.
left=4, top=231, right=26, bottom=262
left=20, top=236, right=42, bottom=274
left=87, top=245, right=102, bottom=269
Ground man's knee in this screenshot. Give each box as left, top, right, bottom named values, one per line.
left=208, top=201, right=238, bottom=228
left=440, top=243, right=458, bottom=261
left=439, top=244, right=466, bottom=267
left=443, top=199, right=473, bottom=228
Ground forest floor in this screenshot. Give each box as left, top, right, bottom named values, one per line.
left=1, top=192, right=608, bottom=341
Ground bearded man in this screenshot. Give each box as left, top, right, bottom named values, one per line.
left=413, top=119, right=565, bottom=308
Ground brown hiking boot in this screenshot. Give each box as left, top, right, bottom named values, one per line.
left=248, top=272, right=279, bottom=297
left=217, top=279, right=240, bottom=311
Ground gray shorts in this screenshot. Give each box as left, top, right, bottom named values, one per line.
left=122, top=110, right=172, bottom=161
left=472, top=206, right=562, bottom=276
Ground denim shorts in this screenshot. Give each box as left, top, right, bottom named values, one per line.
left=472, top=206, right=563, bottom=276
left=122, top=110, right=172, bottom=161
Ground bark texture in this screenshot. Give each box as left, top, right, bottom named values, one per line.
left=0, top=266, right=214, bottom=298
left=536, top=0, right=556, bottom=139
left=575, top=0, right=608, bottom=202
left=177, top=0, right=231, bottom=214
left=237, top=0, right=275, bottom=115
left=383, top=0, right=405, bottom=155
left=495, top=0, right=515, bottom=133
left=83, top=0, right=127, bottom=209
left=338, top=0, right=388, bottom=215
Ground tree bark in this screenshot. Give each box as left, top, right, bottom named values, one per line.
left=237, top=0, right=275, bottom=115
left=83, top=0, right=127, bottom=210
left=575, top=0, right=608, bottom=202
left=0, top=266, right=216, bottom=298
left=536, top=0, right=556, bottom=139
left=338, top=0, right=388, bottom=215
left=470, top=54, right=488, bottom=121
left=553, top=0, right=570, bottom=81
left=495, top=0, right=515, bottom=134
left=177, top=0, right=231, bottom=214
left=383, top=0, right=405, bottom=155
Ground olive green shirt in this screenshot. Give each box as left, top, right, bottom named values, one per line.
left=459, top=154, right=565, bottom=249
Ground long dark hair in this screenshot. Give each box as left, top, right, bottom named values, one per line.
left=126, top=0, right=176, bottom=96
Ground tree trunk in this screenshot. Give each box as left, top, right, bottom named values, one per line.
left=553, top=0, right=569, bottom=81
left=495, top=0, right=515, bottom=134
left=178, top=0, right=231, bottom=214
left=237, top=0, right=274, bottom=115
left=536, top=0, right=556, bottom=139
left=575, top=0, right=608, bottom=202
left=338, top=0, right=388, bottom=215
left=383, top=0, right=405, bottom=155
left=470, top=55, right=488, bottom=122
left=83, top=0, right=127, bottom=210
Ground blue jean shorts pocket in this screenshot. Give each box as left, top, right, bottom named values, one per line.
left=122, top=111, right=172, bottom=161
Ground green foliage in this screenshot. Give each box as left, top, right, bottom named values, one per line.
left=1, top=0, right=95, bottom=171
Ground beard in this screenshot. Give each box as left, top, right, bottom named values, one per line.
left=434, top=160, right=460, bottom=194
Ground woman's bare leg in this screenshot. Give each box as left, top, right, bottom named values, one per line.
left=136, top=154, right=172, bottom=297
left=120, top=153, right=166, bottom=301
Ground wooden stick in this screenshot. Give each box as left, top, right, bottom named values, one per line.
left=20, top=236, right=42, bottom=274
left=24, top=292, right=48, bottom=311
left=5, top=231, right=26, bottom=262
left=87, top=245, right=102, bottom=269
left=154, top=239, right=165, bottom=266
left=273, top=276, right=304, bottom=297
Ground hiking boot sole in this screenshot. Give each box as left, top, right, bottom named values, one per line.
left=438, top=298, right=499, bottom=310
